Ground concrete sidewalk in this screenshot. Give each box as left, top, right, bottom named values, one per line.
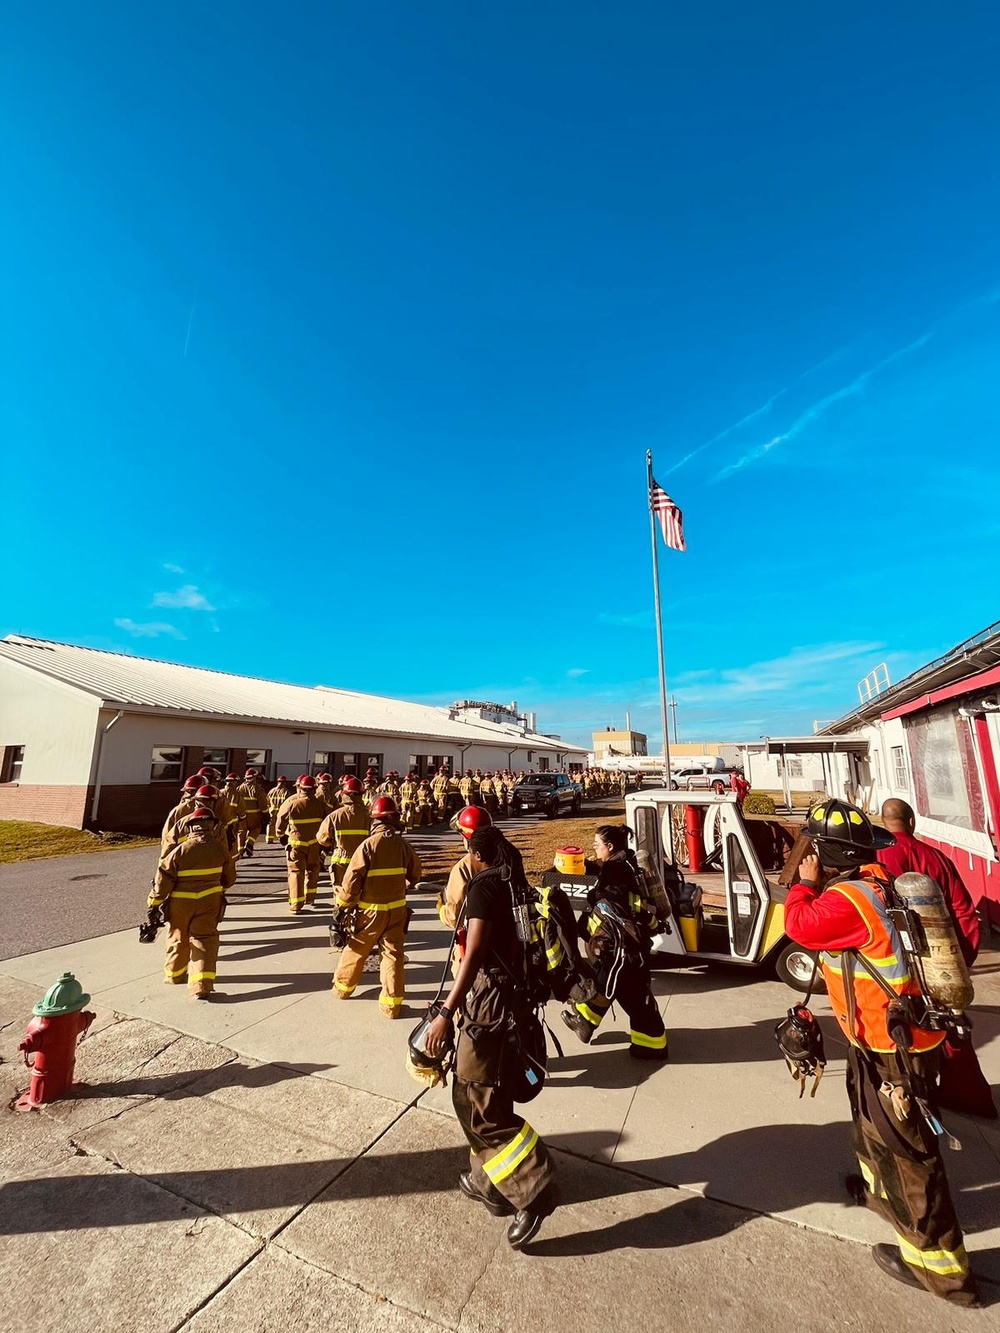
left=2, top=839, right=999, bottom=1332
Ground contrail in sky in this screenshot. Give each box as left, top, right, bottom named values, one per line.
left=664, top=342, right=855, bottom=477
left=183, top=301, right=196, bottom=359
left=713, top=285, right=1000, bottom=482
left=714, top=330, right=935, bottom=481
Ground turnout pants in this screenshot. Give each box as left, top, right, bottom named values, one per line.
left=163, top=894, right=223, bottom=996
left=847, top=1046, right=976, bottom=1306
left=266, top=810, right=281, bottom=843
left=453, top=972, right=555, bottom=1211
left=239, top=813, right=263, bottom=855
left=334, top=904, right=406, bottom=1014
left=572, top=925, right=667, bottom=1056
left=287, top=844, right=322, bottom=911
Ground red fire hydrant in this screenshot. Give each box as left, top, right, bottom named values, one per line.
left=16, top=971, right=95, bottom=1112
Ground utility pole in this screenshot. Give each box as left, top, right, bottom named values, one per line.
left=668, top=696, right=679, bottom=744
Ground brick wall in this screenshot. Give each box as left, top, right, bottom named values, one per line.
left=95, top=784, right=180, bottom=835
left=0, top=784, right=90, bottom=829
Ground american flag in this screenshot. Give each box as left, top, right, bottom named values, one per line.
left=649, top=479, right=686, bottom=551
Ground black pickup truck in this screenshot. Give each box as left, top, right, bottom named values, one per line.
left=510, top=773, right=582, bottom=819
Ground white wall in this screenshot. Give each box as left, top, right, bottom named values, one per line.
left=98, top=714, right=582, bottom=784
left=0, top=660, right=100, bottom=785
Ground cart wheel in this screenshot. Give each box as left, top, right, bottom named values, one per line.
left=774, top=943, right=825, bottom=992
left=670, top=805, right=689, bottom=867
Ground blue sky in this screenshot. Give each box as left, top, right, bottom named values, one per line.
left=2, top=3, right=998, bottom=751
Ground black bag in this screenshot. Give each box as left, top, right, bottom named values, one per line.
left=503, top=1009, right=548, bottom=1103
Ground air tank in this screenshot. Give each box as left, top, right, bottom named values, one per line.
left=893, top=872, right=974, bottom=1011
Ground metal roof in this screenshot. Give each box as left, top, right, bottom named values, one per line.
left=822, top=620, right=1000, bottom=733
left=763, top=734, right=869, bottom=756
left=0, top=636, right=586, bottom=754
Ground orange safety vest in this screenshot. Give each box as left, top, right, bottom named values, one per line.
left=820, top=864, right=944, bottom=1054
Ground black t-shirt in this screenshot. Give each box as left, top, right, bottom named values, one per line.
left=466, top=866, right=518, bottom=963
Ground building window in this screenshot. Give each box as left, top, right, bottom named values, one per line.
left=407, top=754, right=454, bottom=778
left=905, top=706, right=985, bottom=832
left=246, top=749, right=271, bottom=776
left=890, top=746, right=908, bottom=791
left=2, top=745, right=25, bottom=782
left=786, top=755, right=803, bottom=779
left=150, top=746, right=183, bottom=782
left=201, top=748, right=230, bottom=771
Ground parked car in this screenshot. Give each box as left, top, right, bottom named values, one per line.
left=669, top=765, right=733, bottom=794
left=510, top=773, right=582, bottom=819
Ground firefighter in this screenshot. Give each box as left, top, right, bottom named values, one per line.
left=784, top=800, right=978, bottom=1308
left=493, top=772, right=507, bottom=819
left=315, top=772, right=338, bottom=812
left=398, top=772, right=418, bottom=829
left=415, top=778, right=434, bottom=827
left=236, top=769, right=265, bottom=857
left=317, top=777, right=372, bottom=892
left=362, top=777, right=379, bottom=808
left=447, top=771, right=463, bottom=814
left=432, top=768, right=450, bottom=823
left=221, top=773, right=247, bottom=853
left=276, top=774, right=327, bottom=913
left=438, top=805, right=493, bottom=929
left=266, top=775, right=293, bottom=842
left=332, top=796, right=421, bottom=1017
left=380, top=770, right=402, bottom=805
left=161, top=783, right=228, bottom=858
left=148, top=806, right=235, bottom=999
left=561, top=824, right=668, bottom=1059
left=459, top=770, right=475, bottom=805
left=424, top=825, right=558, bottom=1248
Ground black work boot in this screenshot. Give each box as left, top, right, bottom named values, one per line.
left=506, top=1185, right=557, bottom=1250
left=458, top=1171, right=514, bottom=1217
left=871, top=1244, right=922, bottom=1291
left=561, top=1008, right=595, bottom=1044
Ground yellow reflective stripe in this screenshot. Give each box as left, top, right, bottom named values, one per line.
left=291, top=817, right=322, bottom=826
left=164, top=964, right=188, bottom=978
left=188, top=972, right=216, bottom=983
left=368, top=867, right=406, bottom=877
left=897, top=1236, right=969, bottom=1277
left=546, top=940, right=564, bottom=969
left=172, top=885, right=224, bottom=900
left=357, top=898, right=407, bottom=911
left=379, top=994, right=403, bottom=1006
left=337, top=828, right=369, bottom=835
left=289, top=839, right=318, bottom=847
left=858, top=1159, right=887, bottom=1200
left=176, top=866, right=224, bottom=876
left=631, top=1029, right=667, bottom=1049
left=334, top=981, right=355, bottom=994
left=576, top=1002, right=603, bottom=1027
left=587, top=914, right=601, bottom=936
left=484, top=1122, right=539, bottom=1185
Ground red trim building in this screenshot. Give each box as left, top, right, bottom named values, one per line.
left=824, top=622, right=1000, bottom=929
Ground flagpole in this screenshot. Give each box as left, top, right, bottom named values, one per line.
left=646, top=450, right=672, bottom=784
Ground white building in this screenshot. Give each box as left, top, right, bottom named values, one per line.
left=0, top=636, right=587, bottom=832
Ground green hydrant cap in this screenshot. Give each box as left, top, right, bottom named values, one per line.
left=33, top=972, right=91, bottom=1017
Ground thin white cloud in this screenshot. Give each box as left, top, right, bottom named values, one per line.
left=566, top=667, right=590, bottom=678
left=114, top=618, right=186, bottom=640
left=665, top=342, right=857, bottom=477
left=162, top=562, right=185, bottom=575
left=714, top=330, right=934, bottom=481
left=152, top=584, right=216, bottom=611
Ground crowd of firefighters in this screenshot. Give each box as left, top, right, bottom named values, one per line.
left=144, top=762, right=988, bottom=1302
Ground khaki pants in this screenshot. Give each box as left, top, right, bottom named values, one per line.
left=163, top=894, right=224, bottom=996
left=287, top=844, right=321, bottom=911
left=239, top=813, right=264, bottom=854
left=333, top=904, right=406, bottom=1014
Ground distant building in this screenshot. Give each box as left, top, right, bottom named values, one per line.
left=0, top=637, right=587, bottom=832
left=592, top=728, right=647, bottom=762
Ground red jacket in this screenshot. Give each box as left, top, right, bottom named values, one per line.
left=877, top=831, right=979, bottom=965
